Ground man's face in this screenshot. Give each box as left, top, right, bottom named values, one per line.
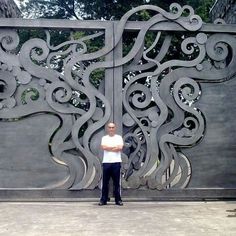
left=107, top=123, right=116, bottom=136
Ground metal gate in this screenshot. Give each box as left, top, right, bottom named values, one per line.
left=0, top=3, right=236, bottom=200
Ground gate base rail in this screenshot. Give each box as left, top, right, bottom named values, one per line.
left=0, top=189, right=235, bottom=201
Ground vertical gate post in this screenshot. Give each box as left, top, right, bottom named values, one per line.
left=113, top=22, right=123, bottom=135
left=105, top=22, right=114, bottom=122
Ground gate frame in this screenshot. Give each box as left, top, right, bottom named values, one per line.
left=0, top=16, right=236, bottom=200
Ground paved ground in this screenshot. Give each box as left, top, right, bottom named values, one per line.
left=0, top=201, right=235, bottom=236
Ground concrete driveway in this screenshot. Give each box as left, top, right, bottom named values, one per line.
left=0, top=201, right=235, bottom=236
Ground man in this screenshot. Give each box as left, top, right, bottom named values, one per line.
left=99, top=122, right=124, bottom=206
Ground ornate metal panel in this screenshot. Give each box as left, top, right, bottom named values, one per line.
left=0, top=3, right=236, bottom=199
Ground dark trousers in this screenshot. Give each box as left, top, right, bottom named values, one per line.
left=100, top=162, right=121, bottom=203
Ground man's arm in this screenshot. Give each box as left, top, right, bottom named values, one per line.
left=101, top=144, right=123, bottom=152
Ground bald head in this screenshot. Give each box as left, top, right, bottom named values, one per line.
left=106, top=122, right=116, bottom=136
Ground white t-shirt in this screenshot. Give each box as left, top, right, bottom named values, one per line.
left=101, top=134, right=124, bottom=163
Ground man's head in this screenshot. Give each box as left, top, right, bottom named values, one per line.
left=106, top=122, right=116, bottom=136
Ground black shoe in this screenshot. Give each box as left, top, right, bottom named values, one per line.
left=115, top=201, right=123, bottom=206
left=98, top=201, right=107, bottom=206
left=227, top=209, right=236, bottom=212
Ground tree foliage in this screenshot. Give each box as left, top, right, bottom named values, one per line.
left=19, top=0, right=81, bottom=19
left=20, top=0, right=204, bottom=20
left=187, top=0, right=215, bottom=22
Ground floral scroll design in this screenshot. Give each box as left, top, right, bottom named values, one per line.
left=117, top=4, right=236, bottom=190
left=0, top=28, right=107, bottom=189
